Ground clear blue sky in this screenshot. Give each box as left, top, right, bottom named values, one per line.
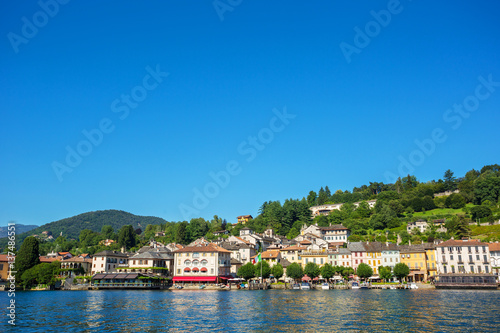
left=1, top=1, right=499, bottom=227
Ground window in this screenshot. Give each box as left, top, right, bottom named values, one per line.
left=470, top=266, right=474, bottom=273
left=485, top=266, right=489, bottom=273
left=211, top=268, right=214, bottom=274
left=478, top=266, right=482, bottom=273
left=443, top=266, right=447, bottom=273
left=177, top=269, right=180, bottom=274
left=201, top=259, right=208, bottom=266
left=482, top=246, right=486, bottom=252
left=450, top=255, right=454, bottom=261
left=419, top=253, right=422, bottom=258
left=184, top=260, right=191, bottom=266
left=483, top=255, right=488, bottom=263
left=451, top=266, right=455, bottom=273
left=192, top=260, right=199, bottom=266
left=469, top=255, right=473, bottom=263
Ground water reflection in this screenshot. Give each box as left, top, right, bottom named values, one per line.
left=1, top=289, right=499, bottom=332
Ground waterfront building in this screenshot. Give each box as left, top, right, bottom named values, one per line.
left=60, top=257, right=93, bottom=276
left=219, top=241, right=256, bottom=266
left=301, top=250, right=329, bottom=268
left=425, top=243, right=438, bottom=279
left=251, top=250, right=282, bottom=267
left=399, top=243, right=428, bottom=282
left=92, top=250, right=130, bottom=274
left=435, top=239, right=492, bottom=275
left=380, top=242, right=400, bottom=270
left=280, top=245, right=307, bottom=265
left=0, top=254, right=9, bottom=282
left=489, top=242, right=500, bottom=277
left=328, top=248, right=351, bottom=267
left=173, top=243, right=232, bottom=284
left=347, top=242, right=367, bottom=271
left=126, top=249, right=174, bottom=275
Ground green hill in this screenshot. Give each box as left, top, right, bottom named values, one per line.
left=0, top=210, right=167, bottom=248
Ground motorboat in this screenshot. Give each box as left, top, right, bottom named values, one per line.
left=199, top=285, right=206, bottom=289
left=300, top=282, right=311, bottom=290
left=360, top=282, right=370, bottom=289
left=292, top=283, right=301, bottom=290
left=351, top=282, right=360, bottom=289
left=321, top=282, right=330, bottom=290
left=409, top=283, right=418, bottom=289
left=174, top=285, right=183, bottom=289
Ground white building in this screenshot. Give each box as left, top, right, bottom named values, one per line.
left=172, top=243, right=232, bottom=284
left=91, top=250, right=130, bottom=274
left=488, top=242, right=500, bottom=277
left=436, top=239, right=492, bottom=274
left=310, top=200, right=376, bottom=217
left=407, top=220, right=429, bottom=233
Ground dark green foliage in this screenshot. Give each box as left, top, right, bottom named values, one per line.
left=271, top=263, right=284, bottom=280
left=304, top=262, right=321, bottom=280
left=474, top=174, right=500, bottom=205
left=15, top=236, right=40, bottom=278
left=379, top=266, right=392, bottom=281
left=237, top=262, right=255, bottom=280
left=175, top=221, right=189, bottom=244
left=421, top=196, right=436, bottom=211
left=443, top=169, right=457, bottom=191
left=21, top=261, right=60, bottom=289
left=253, top=260, right=271, bottom=279
left=470, top=206, right=493, bottom=220
left=355, top=263, right=373, bottom=280
left=118, top=225, right=136, bottom=249
left=320, top=263, right=335, bottom=279
left=445, top=193, right=466, bottom=209
left=393, top=263, right=410, bottom=281
left=286, top=262, right=304, bottom=281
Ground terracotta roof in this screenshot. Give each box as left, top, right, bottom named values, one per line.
left=60, top=257, right=92, bottom=263
left=436, top=239, right=486, bottom=247
left=0, top=254, right=11, bottom=262
left=300, top=240, right=312, bottom=245
left=280, top=245, right=307, bottom=251
left=489, top=242, right=500, bottom=252
left=235, top=236, right=251, bottom=245
left=251, top=250, right=280, bottom=260
left=39, top=256, right=59, bottom=263
left=174, top=243, right=231, bottom=254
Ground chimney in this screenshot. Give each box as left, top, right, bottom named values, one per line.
left=385, top=241, right=389, bottom=247
left=121, top=247, right=126, bottom=253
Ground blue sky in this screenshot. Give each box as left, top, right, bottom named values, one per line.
left=1, top=0, right=499, bottom=227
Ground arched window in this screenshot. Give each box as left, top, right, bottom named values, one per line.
left=192, top=267, right=199, bottom=274
left=184, top=267, right=191, bottom=272
left=184, top=260, right=191, bottom=266
left=201, top=259, right=208, bottom=266
left=192, top=260, right=199, bottom=266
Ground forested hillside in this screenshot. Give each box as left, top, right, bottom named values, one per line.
left=1, top=164, right=499, bottom=255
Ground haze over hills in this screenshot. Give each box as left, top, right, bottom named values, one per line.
left=1, top=210, right=167, bottom=244
left=0, top=224, right=38, bottom=238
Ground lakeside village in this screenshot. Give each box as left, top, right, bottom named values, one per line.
left=2, top=211, right=500, bottom=291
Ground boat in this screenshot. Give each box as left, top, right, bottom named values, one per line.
left=292, top=283, right=301, bottom=290
left=199, top=285, right=206, bottom=289
left=389, top=285, right=397, bottom=290
left=321, top=282, right=330, bottom=290
left=409, top=283, right=418, bottom=289
left=174, top=285, right=183, bottom=289
left=300, top=282, right=311, bottom=290
left=351, top=282, right=360, bottom=289
left=360, top=282, right=370, bottom=289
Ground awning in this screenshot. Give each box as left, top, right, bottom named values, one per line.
left=173, top=276, right=218, bottom=282
left=200, top=268, right=208, bottom=272
left=219, top=276, right=230, bottom=280
left=409, top=270, right=425, bottom=276
left=184, top=268, right=191, bottom=272
left=302, top=275, right=311, bottom=281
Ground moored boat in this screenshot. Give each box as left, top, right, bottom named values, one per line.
left=300, top=282, right=311, bottom=290
left=321, top=282, right=330, bottom=290
left=351, top=282, right=360, bottom=289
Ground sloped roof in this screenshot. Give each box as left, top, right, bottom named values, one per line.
left=347, top=242, right=366, bottom=252
left=435, top=239, right=486, bottom=248
left=174, top=243, right=231, bottom=254
left=489, top=242, right=500, bottom=252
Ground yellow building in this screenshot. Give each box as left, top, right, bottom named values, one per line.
left=280, top=245, right=306, bottom=265
left=425, top=245, right=437, bottom=279
left=237, top=215, right=253, bottom=224
left=399, top=244, right=427, bottom=282
left=300, top=250, right=328, bottom=268
left=363, top=242, right=383, bottom=275
left=250, top=250, right=281, bottom=267
left=0, top=254, right=11, bottom=282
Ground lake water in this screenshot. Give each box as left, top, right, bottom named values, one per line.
left=1, top=289, right=500, bottom=332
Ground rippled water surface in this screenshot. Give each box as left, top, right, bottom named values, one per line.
left=1, top=289, right=500, bottom=332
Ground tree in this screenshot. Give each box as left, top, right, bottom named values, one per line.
left=356, top=263, right=373, bottom=281
left=271, top=263, right=284, bottom=280
left=393, top=263, right=410, bottom=282
left=474, top=174, right=500, bottom=205
left=443, top=169, right=457, bottom=191
left=445, top=193, right=466, bottom=209
left=237, top=262, right=255, bottom=280
left=379, top=266, right=392, bottom=282
left=318, top=187, right=328, bottom=205
left=175, top=221, right=189, bottom=244
left=304, top=262, right=321, bottom=281
left=470, top=206, right=493, bottom=221
left=320, top=263, right=335, bottom=280
left=341, top=267, right=354, bottom=280
left=286, top=262, right=304, bottom=281
left=15, top=236, right=40, bottom=278
left=101, top=225, right=115, bottom=239
left=254, top=260, right=271, bottom=279
left=307, top=191, right=317, bottom=207
left=118, top=225, right=136, bottom=249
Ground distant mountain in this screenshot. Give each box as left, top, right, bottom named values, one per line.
left=0, top=210, right=167, bottom=246
left=0, top=224, right=38, bottom=238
